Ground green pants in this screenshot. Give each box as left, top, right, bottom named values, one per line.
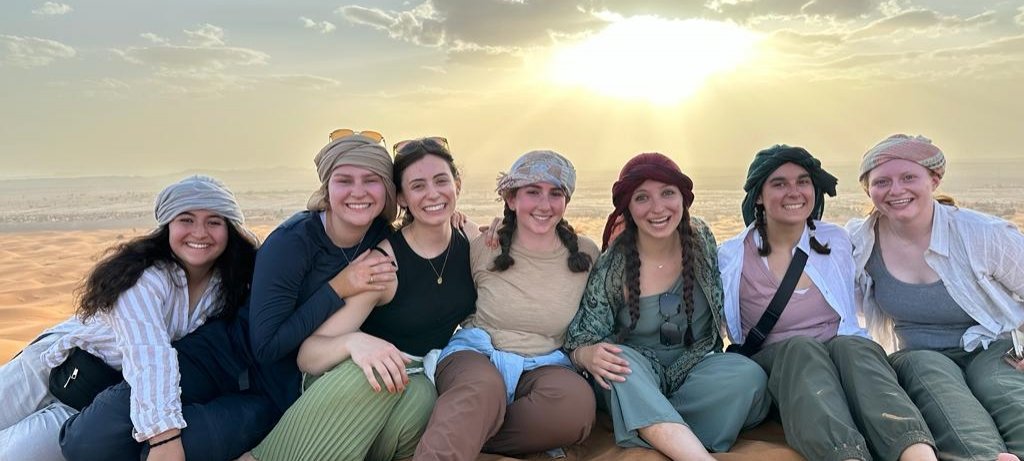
left=595, top=346, right=770, bottom=452
left=890, top=339, right=1024, bottom=460
left=753, top=335, right=934, bottom=461
left=251, top=360, right=436, bottom=461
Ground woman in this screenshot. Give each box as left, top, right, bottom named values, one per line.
left=565, top=153, right=769, bottom=460
left=0, top=175, right=258, bottom=461
left=414, top=150, right=599, bottom=460
left=244, top=136, right=478, bottom=461
left=59, top=131, right=400, bottom=461
left=720, top=145, right=936, bottom=461
left=849, top=134, right=1024, bottom=461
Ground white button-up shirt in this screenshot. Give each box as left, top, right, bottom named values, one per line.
left=718, top=220, right=869, bottom=344
left=848, top=201, right=1024, bottom=352
left=43, top=263, right=221, bottom=441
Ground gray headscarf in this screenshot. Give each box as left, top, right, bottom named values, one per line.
left=495, top=150, right=577, bottom=201
left=154, top=175, right=245, bottom=227
left=307, top=134, right=397, bottom=222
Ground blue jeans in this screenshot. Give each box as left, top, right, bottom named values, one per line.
left=59, top=319, right=279, bottom=461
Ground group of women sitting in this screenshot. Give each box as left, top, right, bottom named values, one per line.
left=0, top=130, right=1021, bottom=461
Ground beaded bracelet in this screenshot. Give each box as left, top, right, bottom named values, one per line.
left=149, top=433, right=182, bottom=449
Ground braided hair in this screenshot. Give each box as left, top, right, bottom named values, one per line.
left=490, top=201, right=592, bottom=273
left=753, top=204, right=831, bottom=256
left=616, top=209, right=698, bottom=346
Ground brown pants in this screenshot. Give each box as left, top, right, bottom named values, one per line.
left=413, top=350, right=595, bottom=461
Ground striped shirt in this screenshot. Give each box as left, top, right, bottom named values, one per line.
left=849, top=201, right=1024, bottom=352
left=42, top=262, right=222, bottom=441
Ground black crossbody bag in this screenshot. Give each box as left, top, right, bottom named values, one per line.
left=726, top=248, right=808, bottom=357
left=47, top=347, right=123, bottom=411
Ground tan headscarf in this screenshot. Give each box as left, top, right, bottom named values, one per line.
left=859, top=134, right=946, bottom=185
left=495, top=150, right=577, bottom=201
left=307, top=134, right=397, bottom=223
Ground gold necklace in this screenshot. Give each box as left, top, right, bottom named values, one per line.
left=409, top=229, right=452, bottom=285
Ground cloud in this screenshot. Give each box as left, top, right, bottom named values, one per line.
left=848, top=9, right=996, bottom=39
left=184, top=24, right=226, bottom=47
left=1016, top=6, right=1024, bottom=26
left=115, top=45, right=268, bottom=72
left=763, top=29, right=844, bottom=55
left=300, top=17, right=336, bottom=34
left=262, top=74, right=341, bottom=90
left=0, top=34, right=76, bottom=68
left=32, top=2, right=72, bottom=16
left=818, top=50, right=923, bottom=69
left=140, top=33, right=169, bottom=45
left=589, top=0, right=710, bottom=20
left=932, top=34, right=1024, bottom=58
left=111, top=25, right=271, bottom=96
left=338, top=4, right=446, bottom=47
left=339, top=1, right=605, bottom=49
left=709, top=0, right=881, bottom=21
left=115, top=25, right=268, bottom=73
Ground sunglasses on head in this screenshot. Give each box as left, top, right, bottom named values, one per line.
left=329, top=128, right=385, bottom=144
left=659, top=292, right=683, bottom=346
left=393, top=137, right=450, bottom=156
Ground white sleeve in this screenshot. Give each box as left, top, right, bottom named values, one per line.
left=103, top=267, right=185, bottom=441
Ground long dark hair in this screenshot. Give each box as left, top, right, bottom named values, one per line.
left=753, top=204, right=830, bottom=256
left=76, top=222, right=258, bottom=321
left=490, top=200, right=591, bottom=273
left=616, top=209, right=698, bottom=346
left=393, top=138, right=461, bottom=227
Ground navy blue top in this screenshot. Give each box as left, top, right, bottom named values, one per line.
left=361, top=227, right=476, bottom=356
left=243, top=211, right=391, bottom=411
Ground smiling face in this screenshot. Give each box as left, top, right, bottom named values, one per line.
left=507, top=182, right=567, bottom=240
left=628, top=179, right=684, bottom=241
left=326, top=164, right=387, bottom=229
left=168, top=209, right=228, bottom=278
left=757, top=162, right=815, bottom=229
left=397, top=154, right=460, bottom=227
left=866, top=159, right=939, bottom=224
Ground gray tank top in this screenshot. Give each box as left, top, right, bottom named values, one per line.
left=616, top=276, right=713, bottom=365
left=865, top=236, right=976, bottom=350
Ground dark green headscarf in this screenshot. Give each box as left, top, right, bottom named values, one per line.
left=741, top=145, right=838, bottom=226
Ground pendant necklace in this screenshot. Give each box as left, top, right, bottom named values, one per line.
left=412, top=229, right=452, bottom=285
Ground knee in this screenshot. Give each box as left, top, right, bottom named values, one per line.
left=829, top=335, right=886, bottom=362
left=534, top=373, right=596, bottom=443
left=888, top=349, right=949, bottom=378
left=715, top=356, right=769, bottom=401
left=437, top=354, right=506, bottom=404
left=311, top=360, right=398, bottom=406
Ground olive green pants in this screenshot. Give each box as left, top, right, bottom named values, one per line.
left=595, top=346, right=770, bottom=453
left=890, top=339, right=1024, bottom=460
left=251, top=360, right=436, bottom=461
left=753, top=335, right=934, bottom=461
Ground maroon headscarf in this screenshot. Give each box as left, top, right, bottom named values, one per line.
left=602, top=153, right=695, bottom=250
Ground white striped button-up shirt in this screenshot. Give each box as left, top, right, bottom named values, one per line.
left=848, top=201, right=1024, bottom=352
left=42, top=262, right=222, bottom=441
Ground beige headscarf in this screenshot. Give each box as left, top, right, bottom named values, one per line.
left=495, top=150, right=577, bottom=201
left=859, top=134, right=946, bottom=185
left=307, top=134, right=397, bottom=223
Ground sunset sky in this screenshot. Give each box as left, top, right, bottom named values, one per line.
left=2, top=0, right=1022, bottom=180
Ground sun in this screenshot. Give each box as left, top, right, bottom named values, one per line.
left=549, top=16, right=760, bottom=105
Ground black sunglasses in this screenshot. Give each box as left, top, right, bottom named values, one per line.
left=659, top=292, right=682, bottom=345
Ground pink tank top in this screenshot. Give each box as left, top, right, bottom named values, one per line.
left=738, top=233, right=839, bottom=345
